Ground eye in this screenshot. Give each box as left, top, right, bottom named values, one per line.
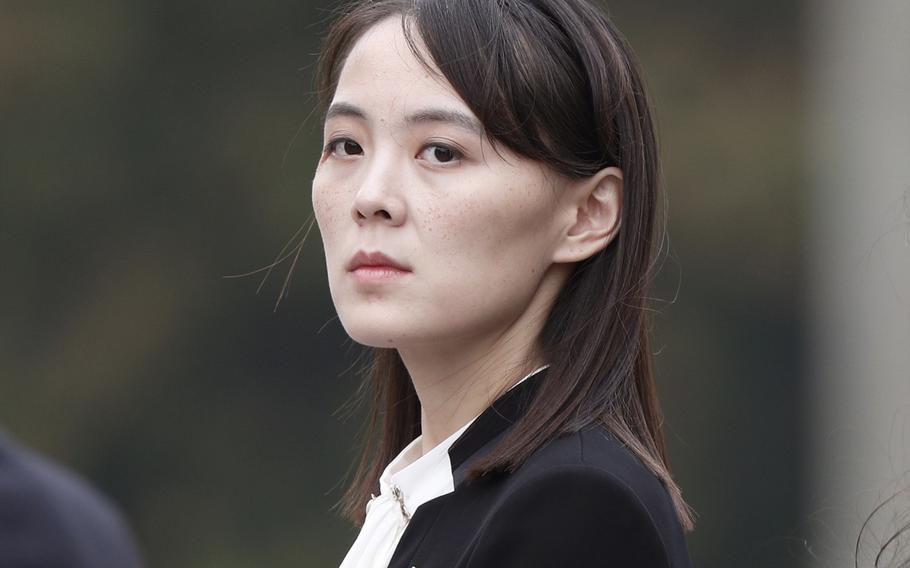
left=418, top=143, right=463, bottom=165
left=324, top=138, right=363, bottom=158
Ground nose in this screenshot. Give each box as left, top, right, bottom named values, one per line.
left=351, top=156, right=407, bottom=226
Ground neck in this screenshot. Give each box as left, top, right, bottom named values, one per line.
left=396, top=266, right=567, bottom=456
left=399, top=340, right=543, bottom=456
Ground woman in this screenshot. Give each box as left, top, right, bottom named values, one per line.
left=311, top=0, right=696, bottom=566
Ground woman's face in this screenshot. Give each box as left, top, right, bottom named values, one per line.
left=312, top=17, right=574, bottom=350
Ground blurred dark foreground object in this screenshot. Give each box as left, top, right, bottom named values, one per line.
left=0, top=429, right=142, bottom=568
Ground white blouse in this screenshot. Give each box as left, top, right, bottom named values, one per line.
left=338, top=365, right=549, bottom=568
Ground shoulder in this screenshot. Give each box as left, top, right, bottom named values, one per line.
left=528, top=425, right=686, bottom=545
left=465, top=426, right=690, bottom=567
left=0, top=431, right=143, bottom=568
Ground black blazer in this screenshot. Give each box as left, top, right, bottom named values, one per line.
left=385, top=372, right=693, bottom=567
left=0, top=429, right=143, bottom=568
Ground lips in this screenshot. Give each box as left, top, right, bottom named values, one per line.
left=346, top=250, right=412, bottom=272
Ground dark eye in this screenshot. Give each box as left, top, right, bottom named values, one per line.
left=327, top=138, right=363, bottom=157
left=419, top=144, right=462, bottom=165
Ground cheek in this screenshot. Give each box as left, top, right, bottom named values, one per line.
left=312, top=179, right=345, bottom=244
left=434, top=183, right=551, bottom=258
left=414, top=197, right=484, bottom=242
left=414, top=181, right=557, bottom=301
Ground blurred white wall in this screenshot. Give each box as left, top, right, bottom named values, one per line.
left=806, top=0, right=910, bottom=565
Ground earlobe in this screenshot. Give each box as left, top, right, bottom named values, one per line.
left=553, top=167, right=623, bottom=264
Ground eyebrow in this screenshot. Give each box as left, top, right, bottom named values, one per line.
left=324, top=102, right=483, bottom=136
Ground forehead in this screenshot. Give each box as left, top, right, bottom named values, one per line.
left=332, top=17, right=471, bottom=117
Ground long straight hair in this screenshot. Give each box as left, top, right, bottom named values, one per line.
left=315, top=0, right=695, bottom=531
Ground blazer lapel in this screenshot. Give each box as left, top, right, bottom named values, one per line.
left=387, top=368, right=548, bottom=568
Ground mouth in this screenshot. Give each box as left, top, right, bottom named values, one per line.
left=346, top=250, right=412, bottom=279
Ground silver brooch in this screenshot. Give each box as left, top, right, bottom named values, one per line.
left=390, top=484, right=411, bottom=522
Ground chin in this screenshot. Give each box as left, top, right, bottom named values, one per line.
left=336, top=313, right=408, bottom=349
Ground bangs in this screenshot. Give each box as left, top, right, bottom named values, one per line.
left=317, top=0, right=620, bottom=178
left=404, top=0, right=609, bottom=176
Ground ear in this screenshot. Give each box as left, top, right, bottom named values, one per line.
left=551, top=167, right=623, bottom=264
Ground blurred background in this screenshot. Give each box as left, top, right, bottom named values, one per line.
left=1, top=0, right=907, bottom=567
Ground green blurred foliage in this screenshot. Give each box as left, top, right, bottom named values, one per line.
left=0, top=1, right=806, bottom=566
